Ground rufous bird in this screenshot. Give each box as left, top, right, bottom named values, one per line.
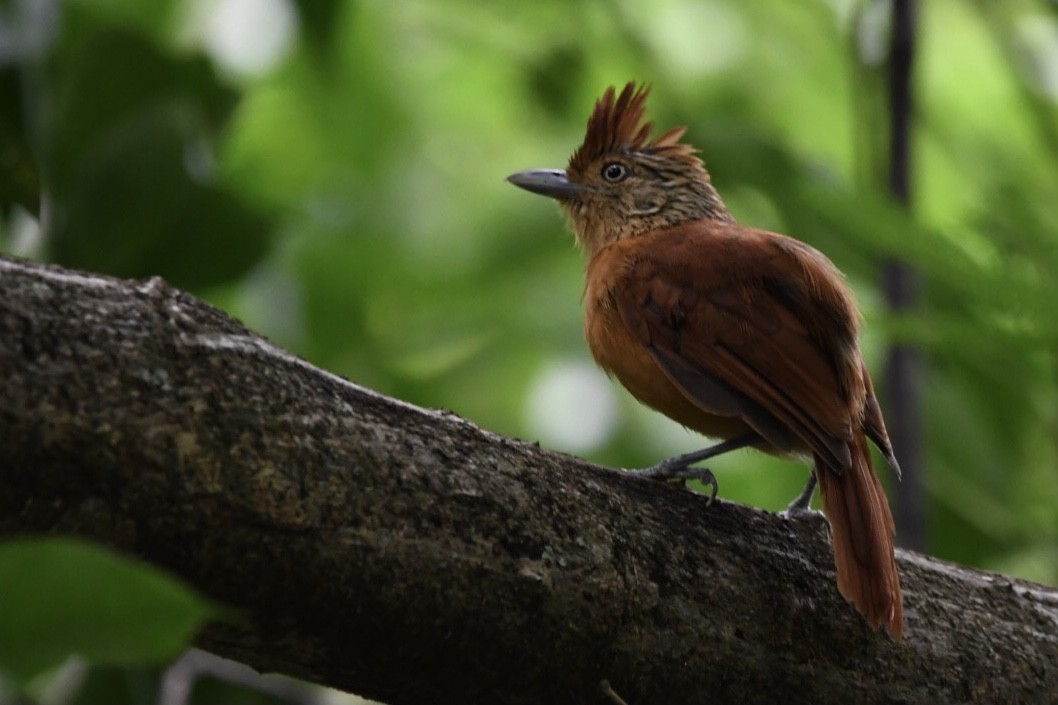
left=508, top=82, right=904, bottom=638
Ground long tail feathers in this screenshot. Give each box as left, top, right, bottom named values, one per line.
left=815, top=434, right=904, bottom=639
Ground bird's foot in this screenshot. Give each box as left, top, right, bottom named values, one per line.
left=622, top=434, right=762, bottom=505
left=778, top=472, right=823, bottom=520
left=626, top=460, right=719, bottom=505
left=779, top=499, right=828, bottom=541
left=778, top=504, right=825, bottom=521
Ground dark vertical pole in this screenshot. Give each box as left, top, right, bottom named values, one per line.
left=885, top=0, right=924, bottom=550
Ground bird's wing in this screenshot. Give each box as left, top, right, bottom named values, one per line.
left=862, top=361, right=901, bottom=478
left=613, top=224, right=862, bottom=471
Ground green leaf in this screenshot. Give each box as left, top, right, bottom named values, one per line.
left=0, top=538, right=216, bottom=685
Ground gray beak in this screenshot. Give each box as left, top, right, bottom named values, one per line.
left=507, top=169, right=581, bottom=202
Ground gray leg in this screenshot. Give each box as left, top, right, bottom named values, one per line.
left=627, top=432, right=760, bottom=504
left=780, top=472, right=822, bottom=518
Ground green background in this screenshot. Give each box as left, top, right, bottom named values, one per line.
left=2, top=0, right=1057, bottom=702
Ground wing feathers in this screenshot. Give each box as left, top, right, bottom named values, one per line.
left=648, top=344, right=794, bottom=451
left=613, top=227, right=858, bottom=470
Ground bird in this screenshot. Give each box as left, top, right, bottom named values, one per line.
left=507, top=82, right=904, bottom=638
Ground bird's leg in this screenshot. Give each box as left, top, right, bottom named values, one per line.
left=779, top=472, right=822, bottom=519
left=628, top=432, right=760, bottom=504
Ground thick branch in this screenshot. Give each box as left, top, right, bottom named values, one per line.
left=1, top=254, right=1056, bottom=705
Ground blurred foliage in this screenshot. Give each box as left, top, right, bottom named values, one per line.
left=0, top=539, right=215, bottom=691
left=2, top=0, right=1058, bottom=701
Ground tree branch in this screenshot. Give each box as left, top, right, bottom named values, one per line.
left=1, top=254, right=1056, bottom=705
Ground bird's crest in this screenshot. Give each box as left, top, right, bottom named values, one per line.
left=568, top=82, right=703, bottom=175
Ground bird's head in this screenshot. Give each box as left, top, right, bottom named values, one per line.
left=508, top=82, right=731, bottom=255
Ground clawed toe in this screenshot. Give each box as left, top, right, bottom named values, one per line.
left=620, top=435, right=762, bottom=506
left=627, top=463, right=719, bottom=504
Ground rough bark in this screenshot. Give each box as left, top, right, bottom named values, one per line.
left=1, top=253, right=1056, bottom=705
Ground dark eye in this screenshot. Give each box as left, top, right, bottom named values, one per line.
left=601, top=162, right=630, bottom=182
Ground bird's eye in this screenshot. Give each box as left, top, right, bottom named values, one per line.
left=601, top=162, right=630, bottom=182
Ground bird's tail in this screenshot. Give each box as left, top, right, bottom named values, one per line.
left=815, top=433, right=904, bottom=638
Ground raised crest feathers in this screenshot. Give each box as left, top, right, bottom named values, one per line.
left=568, top=82, right=703, bottom=175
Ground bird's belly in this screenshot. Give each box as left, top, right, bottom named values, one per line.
left=585, top=304, right=755, bottom=444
